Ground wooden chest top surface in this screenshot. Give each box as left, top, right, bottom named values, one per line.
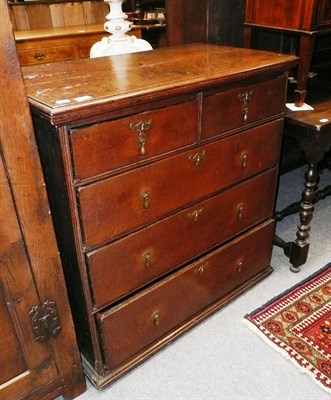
left=22, top=44, right=297, bottom=125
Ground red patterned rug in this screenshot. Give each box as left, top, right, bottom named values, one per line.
left=244, top=263, right=331, bottom=394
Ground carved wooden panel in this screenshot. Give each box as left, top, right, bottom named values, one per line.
left=0, top=152, right=59, bottom=399
left=0, top=0, right=86, bottom=398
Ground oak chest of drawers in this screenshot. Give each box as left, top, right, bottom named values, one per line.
left=23, top=44, right=297, bottom=388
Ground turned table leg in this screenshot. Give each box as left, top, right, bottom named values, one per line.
left=290, top=162, right=318, bottom=272
left=273, top=163, right=318, bottom=272
left=274, top=118, right=331, bottom=272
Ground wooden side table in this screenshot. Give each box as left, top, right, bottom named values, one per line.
left=244, top=0, right=331, bottom=107
left=274, top=99, right=331, bottom=272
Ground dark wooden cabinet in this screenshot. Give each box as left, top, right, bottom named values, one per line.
left=0, top=1, right=86, bottom=398
left=245, top=0, right=331, bottom=30
left=244, top=0, right=331, bottom=106
left=22, top=44, right=297, bottom=389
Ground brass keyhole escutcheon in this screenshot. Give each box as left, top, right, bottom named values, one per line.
left=151, top=311, right=160, bottom=326
left=237, top=203, right=244, bottom=221
left=130, top=119, right=153, bottom=156
left=237, top=259, right=243, bottom=273
left=140, top=190, right=151, bottom=209
left=240, top=153, right=248, bottom=169
left=143, top=251, right=151, bottom=268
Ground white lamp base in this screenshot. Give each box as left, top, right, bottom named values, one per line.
left=90, top=0, right=153, bottom=58
left=91, top=35, right=152, bottom=58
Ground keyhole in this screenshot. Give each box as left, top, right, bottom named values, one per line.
left=143, top=252, right=151, bottom=268
left=237, top=203, right=244, bottom=220
left=140, top=190, right=151, bottom=209
left=237, top=259, right=243, bottom=273
left=241, top=153, right=248, bottom=169
left=151, top=312, right=160, bottom=326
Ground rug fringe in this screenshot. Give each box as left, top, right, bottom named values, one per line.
left=241, top=318, right=331, bottom=395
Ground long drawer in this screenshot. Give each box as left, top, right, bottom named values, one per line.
left=70, top=100, right=198, bottom=181
left=201, top=75, right=287, bottom=139
left=17, top=43, right=77, bottom=66
left=87, top=168, right=278, bottom=309
left=16, top=29, right=142, bottom=67
left=78, top=119, right=282, bottom=248
left=96, top=220, right=275, bottom=370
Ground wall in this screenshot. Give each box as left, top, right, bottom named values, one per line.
left=208, top=0, right=245, bottom=47
left=9, top=0, right=108, bottom=30
left=166, top=0, right=245, bottom=47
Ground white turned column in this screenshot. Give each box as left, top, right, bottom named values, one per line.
left=90, top=0, right=153, bottom=58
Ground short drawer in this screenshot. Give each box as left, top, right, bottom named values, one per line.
left=78, top=119, right=282, bottom=248
left=70, top=100, right=198, bottom=181
left=201, top=75, right=287, bottom=139
left=96, top=220, right=275, bottom=369
left=87, top=168, right=278, bottom=309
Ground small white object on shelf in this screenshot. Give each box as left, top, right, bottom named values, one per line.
left=286, top=103, right=314, bottom=112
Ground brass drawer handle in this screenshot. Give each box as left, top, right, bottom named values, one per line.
left=240, top=153, right=248, bottom=169
left=151, top=311, right=160, bottom=326
left=140, top=190, right=151, bottom=209
left=189, top=150, right=206, bottom=166
left=237, top=203, right=244, bottom=220
left=194, top=262, right=209, bottom=276
left=33, top=52, right=46, bottom=61
left=238, top=90, right=253, bottom=124
left=187, top=207, right=204, bottom=222
left=143, top=251, right=151, bottom=268
left=130, top=119, right=153, bottom=156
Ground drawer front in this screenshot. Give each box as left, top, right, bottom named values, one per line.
left=87, top=168, right=278, bottom=309
left=97, top=220, right=275, bottom=369
left=78, top=119, right=282, bottom=248
left=70, top=100, right=198, bottom=181
left=17, top=44, right=77, bottom=66
left=201, top=76, right=286, bottom=139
